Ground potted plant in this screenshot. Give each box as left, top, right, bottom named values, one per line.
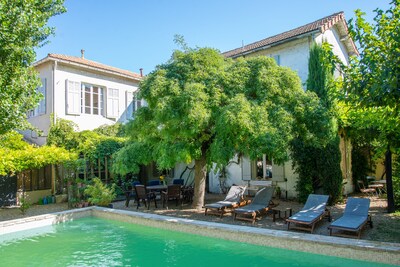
left=84, top=178, right=116, bottom=208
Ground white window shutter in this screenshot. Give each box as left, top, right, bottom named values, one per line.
left=125, top=91, right=133, bottom=120
left=106, top=88, right=119, bottom=118
left=66, top=79, right=81, bottom=115
left=241, top=156, right=252, bottom=181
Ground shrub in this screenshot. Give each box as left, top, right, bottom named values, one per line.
left=84, top=178, right=116, bottom=207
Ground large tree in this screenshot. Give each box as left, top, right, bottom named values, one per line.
left=344, top=0, right=400, bottom=212
left=0, top=0, right=65, bottom=134
left=119, top=46, right=334, bottom=209
left=292, top=43, right=343, bottom=204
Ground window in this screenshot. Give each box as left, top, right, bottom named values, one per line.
left=28, top=78, right=46, bottom=117
left=107, top=88, right=119, bottom=118
left=66, top=80, right=81, bottom=115
left=273, top=55, right=281, bottom=66
left=17, top=165, right=52, bottom=191
left=133, top=93, right=142, bottom=112
left=81, top=83, right=104, bottom=115
left=251, top=156, right=273, bottom=179
left=125, top=91, right=134, bottom=120
left=125, top=91, right=141, bottom=120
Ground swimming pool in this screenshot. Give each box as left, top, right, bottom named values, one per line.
left=0, top=212, right=398, bottom=267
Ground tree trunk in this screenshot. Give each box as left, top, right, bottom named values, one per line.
left=192, top=154, right=207, bottom=210
left=385, top=145, right=395, bottom=213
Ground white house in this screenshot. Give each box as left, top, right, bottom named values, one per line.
left=23, top=51, right=143, bottom=146
left=201, top=12, right=357, bottom=198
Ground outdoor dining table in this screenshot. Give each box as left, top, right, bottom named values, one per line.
left=370, top=180, right=387, bottom=195
left=146, top=185, right=168, bottom=192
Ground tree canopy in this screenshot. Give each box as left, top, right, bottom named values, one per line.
left=344, top=0, right=400, bottom=150
left=343, top=0, right=400, bottom=211
left=292, top=43, right=342, bottom=204
left=0, top=0, right=65, bottom=134
left=118, top=47, right=335, bottom=209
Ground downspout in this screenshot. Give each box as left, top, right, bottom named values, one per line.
left=52, top=61, right=57, bottom=196
left=52, top=61, right=57, bottom=124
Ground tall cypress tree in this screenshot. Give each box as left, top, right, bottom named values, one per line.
left=292, top=43, right=343, bottom=204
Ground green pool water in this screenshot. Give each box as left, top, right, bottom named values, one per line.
left=0, top=217, right=394, bottom=267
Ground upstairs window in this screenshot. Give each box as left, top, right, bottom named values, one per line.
left=133, top=93, right=142, bottom=112
left=126, top=91, right=134, bottom=120
left=273, top=55, right=281, bottom=66
left=81, top=84, right=104, bottom=115
left=125, top=91, right=141, bottom=120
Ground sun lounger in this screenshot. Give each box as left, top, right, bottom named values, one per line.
left=233, top=186, right=275, bottom=224
left=286, top=194, right=330, bottom=233
left=204, top=185, right=247, bottom=218
left=328, top=197, right=372, bottom=239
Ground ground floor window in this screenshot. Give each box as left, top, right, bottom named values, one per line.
left=18, top=165, right=52, bottom=191
left=251, top=156, right=272, bottom=179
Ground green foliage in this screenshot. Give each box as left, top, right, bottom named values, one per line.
left=93, top=123, right=125, bottom=137
left=84, top=178, right=116, bottom=206
left=47, top=115, right=79, bottom=150
left=344, top=1, right=400, bottom=150
left=344, top=1, right=400, bottom=211
left=351, top=145, right=371, bottom=189
left=19, top=194, right=31, bottom=215
left=0, top=131, right=30, bottom=150
left=0, top=132, right=76, bottom=176
left=0, top=0, right=66, bottom=134
left=306, top=43, right=335, bottom=109
left=121, top=46, right=337, bottom=208
left=292, top=43, right=342, bottom=204
left=47, top=117, right=125, bottom=163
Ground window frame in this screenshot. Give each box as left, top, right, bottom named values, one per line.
left=81, top=83, right=105, bottom=116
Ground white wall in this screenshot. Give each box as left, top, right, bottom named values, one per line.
left=245, top=38, right=311, bottom=87
left=24, top=63, right=53, bottom=146
left=23, top=61, right=140, bottom=145
left=316, top=25, right=351, bottom=68
left=54, top=63, right=139, bottom=131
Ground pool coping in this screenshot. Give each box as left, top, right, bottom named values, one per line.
left=1, top=206, right=399, bottom=265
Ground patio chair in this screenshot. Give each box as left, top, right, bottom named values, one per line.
left=124, top=181, right=141, bottom=207
left=134, top=184, right=158, bottom=210
left=233, top=186, right=275, bottom=224
left=147, top=180, right=161, bottom=186
left=204, top=185, right=247, bottom=218
left=357, top=180, right=377, bottom=198
left=172, top=179, right=185, bottom=185
left=328, top=197, right=373, bottom=239
left=286, top=194, right=331, bottom=233
left=161, top=184, right=183, bottom=209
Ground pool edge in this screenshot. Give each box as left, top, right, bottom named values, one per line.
left=1, top=207, right=399, bottom=266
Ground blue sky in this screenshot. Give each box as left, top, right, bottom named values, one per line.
left=35, top=0, right=390, bottom=75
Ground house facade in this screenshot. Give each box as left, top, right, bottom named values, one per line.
left=23, top=52, right=143, bottom=146
left=201, top=12, right=357, bottom=198
left=15, top=53, right=143, bottom=205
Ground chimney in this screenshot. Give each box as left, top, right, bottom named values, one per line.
left=140, top=68, right=143, bottom=77
left=81, top=49, right=85, bottom=59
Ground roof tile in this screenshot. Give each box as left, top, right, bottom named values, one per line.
left=223, top=12, right=348, bottom=58
left=42, top=53, right=142, bottom=80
